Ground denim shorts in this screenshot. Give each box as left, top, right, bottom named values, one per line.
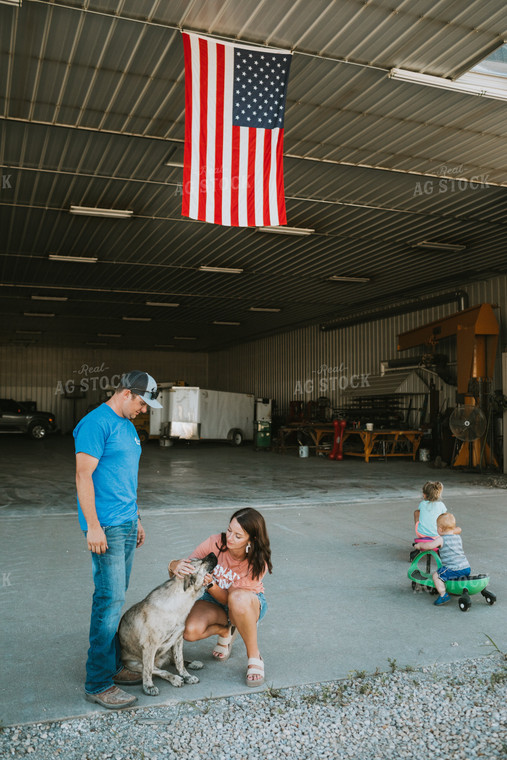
left=199, top=589, right=267, bottom=623
left=437, top=566, right=471, bottom=581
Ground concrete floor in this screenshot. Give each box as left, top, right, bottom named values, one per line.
left=0, top=435, right=506, bottom=727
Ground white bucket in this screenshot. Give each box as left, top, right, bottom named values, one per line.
left=299, top=445, right=309, bottom=458
left=419, top=448, right=430, bottom=462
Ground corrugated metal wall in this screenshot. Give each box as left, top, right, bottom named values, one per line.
left=1, top=275, right=504, bottom=433
left=0, top=347, right=208, bottom=433
left=208, top=275, right=506, bottom=415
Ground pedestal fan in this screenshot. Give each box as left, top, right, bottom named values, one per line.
left=449, top=405, right=488, bottom=468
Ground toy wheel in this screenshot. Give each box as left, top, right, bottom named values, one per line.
left=411, top=582, right=417, bottom=591
left=458, top=596, right=471, bottom=612
left=481, top=589, right=496, bottom=605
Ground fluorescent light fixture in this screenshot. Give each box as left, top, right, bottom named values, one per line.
left=414, top=241, right=466, bottom=252
left=213, top=320, right=241, bottom=326
left=329, top=276, right=371, bottom=283
left=199, top=266, right=244, bottom=274
left=23, top=312, right=55, bottom=317
left=16, top=330, right=42, bottom=335
left=98, top=333, right=122, bottom=338
left=49, top=253, right=98, bottom=263
left=389, top=67, right=507, bottom=102
left=164, top=145, right=184, bottom=167
left=0, top=1, right=22, bottom=6
left=146, top=301, right=180, bottom=308
left=249, top=307, right=281, bottom=312
left=122, top=316, right=152, bottom=322
left=256, top=226, right=315, bottom=236
left=31, top=295, right=68, bottom=302
left=69, top=206, right=133, bottom=219
left=174, top=336, right=197, bottom=340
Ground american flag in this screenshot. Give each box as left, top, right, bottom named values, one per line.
left=181, top=32, right=292, bottom=227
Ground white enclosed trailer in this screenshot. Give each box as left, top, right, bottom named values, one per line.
left=168, top=387, right=255, bottom=445
left=149, top=385, right=174, bottom=437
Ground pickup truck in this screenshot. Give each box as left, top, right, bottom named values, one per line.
left=0, top=399, right=58, bottom=440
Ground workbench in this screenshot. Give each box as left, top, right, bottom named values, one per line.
left=276, top=425, right=423, bottom=463
left=340, top=428, right=423, bottom=463
left=276, top=424, right=335, bottom=452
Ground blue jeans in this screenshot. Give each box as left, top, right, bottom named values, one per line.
left=85, top=520, right=138, bottom=694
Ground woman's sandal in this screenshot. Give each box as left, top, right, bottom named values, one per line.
left=246, top=656, right=264, bottom=687
left=212, top=626, right=237, bottom=662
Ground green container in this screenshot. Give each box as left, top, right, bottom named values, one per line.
left=254, top=420, right=271, bottom=449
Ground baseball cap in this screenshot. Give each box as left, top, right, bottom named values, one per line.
left=120, top=371, right=163, bottom=409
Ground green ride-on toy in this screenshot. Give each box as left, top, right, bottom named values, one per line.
left=408, top=550, right=496, bottom=612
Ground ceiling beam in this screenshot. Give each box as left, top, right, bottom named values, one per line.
left=1, top=185, right=506, bottom=230
left=2, top=115, right=505, bottom=189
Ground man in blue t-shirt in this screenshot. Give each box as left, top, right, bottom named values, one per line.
left=74, top=370, right=162, bottom=709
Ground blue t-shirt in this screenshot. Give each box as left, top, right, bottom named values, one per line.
left=73, top=403, right=142, bottom=531
left=417, top=499, right=446, bottom=537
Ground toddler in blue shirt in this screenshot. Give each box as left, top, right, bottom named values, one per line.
left=413, top=481, right=460, bottom=543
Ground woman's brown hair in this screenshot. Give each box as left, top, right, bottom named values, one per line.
left=217, top=507, right=272, bottom=580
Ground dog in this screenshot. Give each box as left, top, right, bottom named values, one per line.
left=118, top=552, right=217, bottom=696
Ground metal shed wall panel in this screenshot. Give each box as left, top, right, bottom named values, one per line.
left=1, top=276, right=504, bottom=434
left=208, top=275, right=506, bottom=413
left=0, top=347, right=208, bottom=434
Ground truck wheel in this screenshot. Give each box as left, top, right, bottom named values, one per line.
left=29, top=422, right=48, bottom=440
left=230, top=429, right=243, bottom=446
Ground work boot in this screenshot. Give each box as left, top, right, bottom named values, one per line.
left=85, top=685, right=137, bottom=709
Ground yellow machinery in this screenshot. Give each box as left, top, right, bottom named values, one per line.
left=397, top=303, right=499, bottom=468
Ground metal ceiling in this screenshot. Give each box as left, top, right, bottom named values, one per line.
left=0, top=0, right=506, bottom=352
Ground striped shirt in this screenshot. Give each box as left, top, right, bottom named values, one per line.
left=439, top=533, right=469, bottom=571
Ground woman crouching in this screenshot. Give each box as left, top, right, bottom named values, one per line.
left=167, top=508, right=272, bottom=687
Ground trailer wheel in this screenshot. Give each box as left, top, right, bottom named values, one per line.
left=230, top=429, right=243, bottom=446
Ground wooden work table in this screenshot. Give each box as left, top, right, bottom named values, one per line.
left=276, top=424, right=335, bottom=452
left=341, top=428, right=423, bottom=463
left=276, top=424, right=423, bottom=463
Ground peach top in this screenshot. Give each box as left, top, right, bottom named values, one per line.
left=190, top=534, right=265, bottom=593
